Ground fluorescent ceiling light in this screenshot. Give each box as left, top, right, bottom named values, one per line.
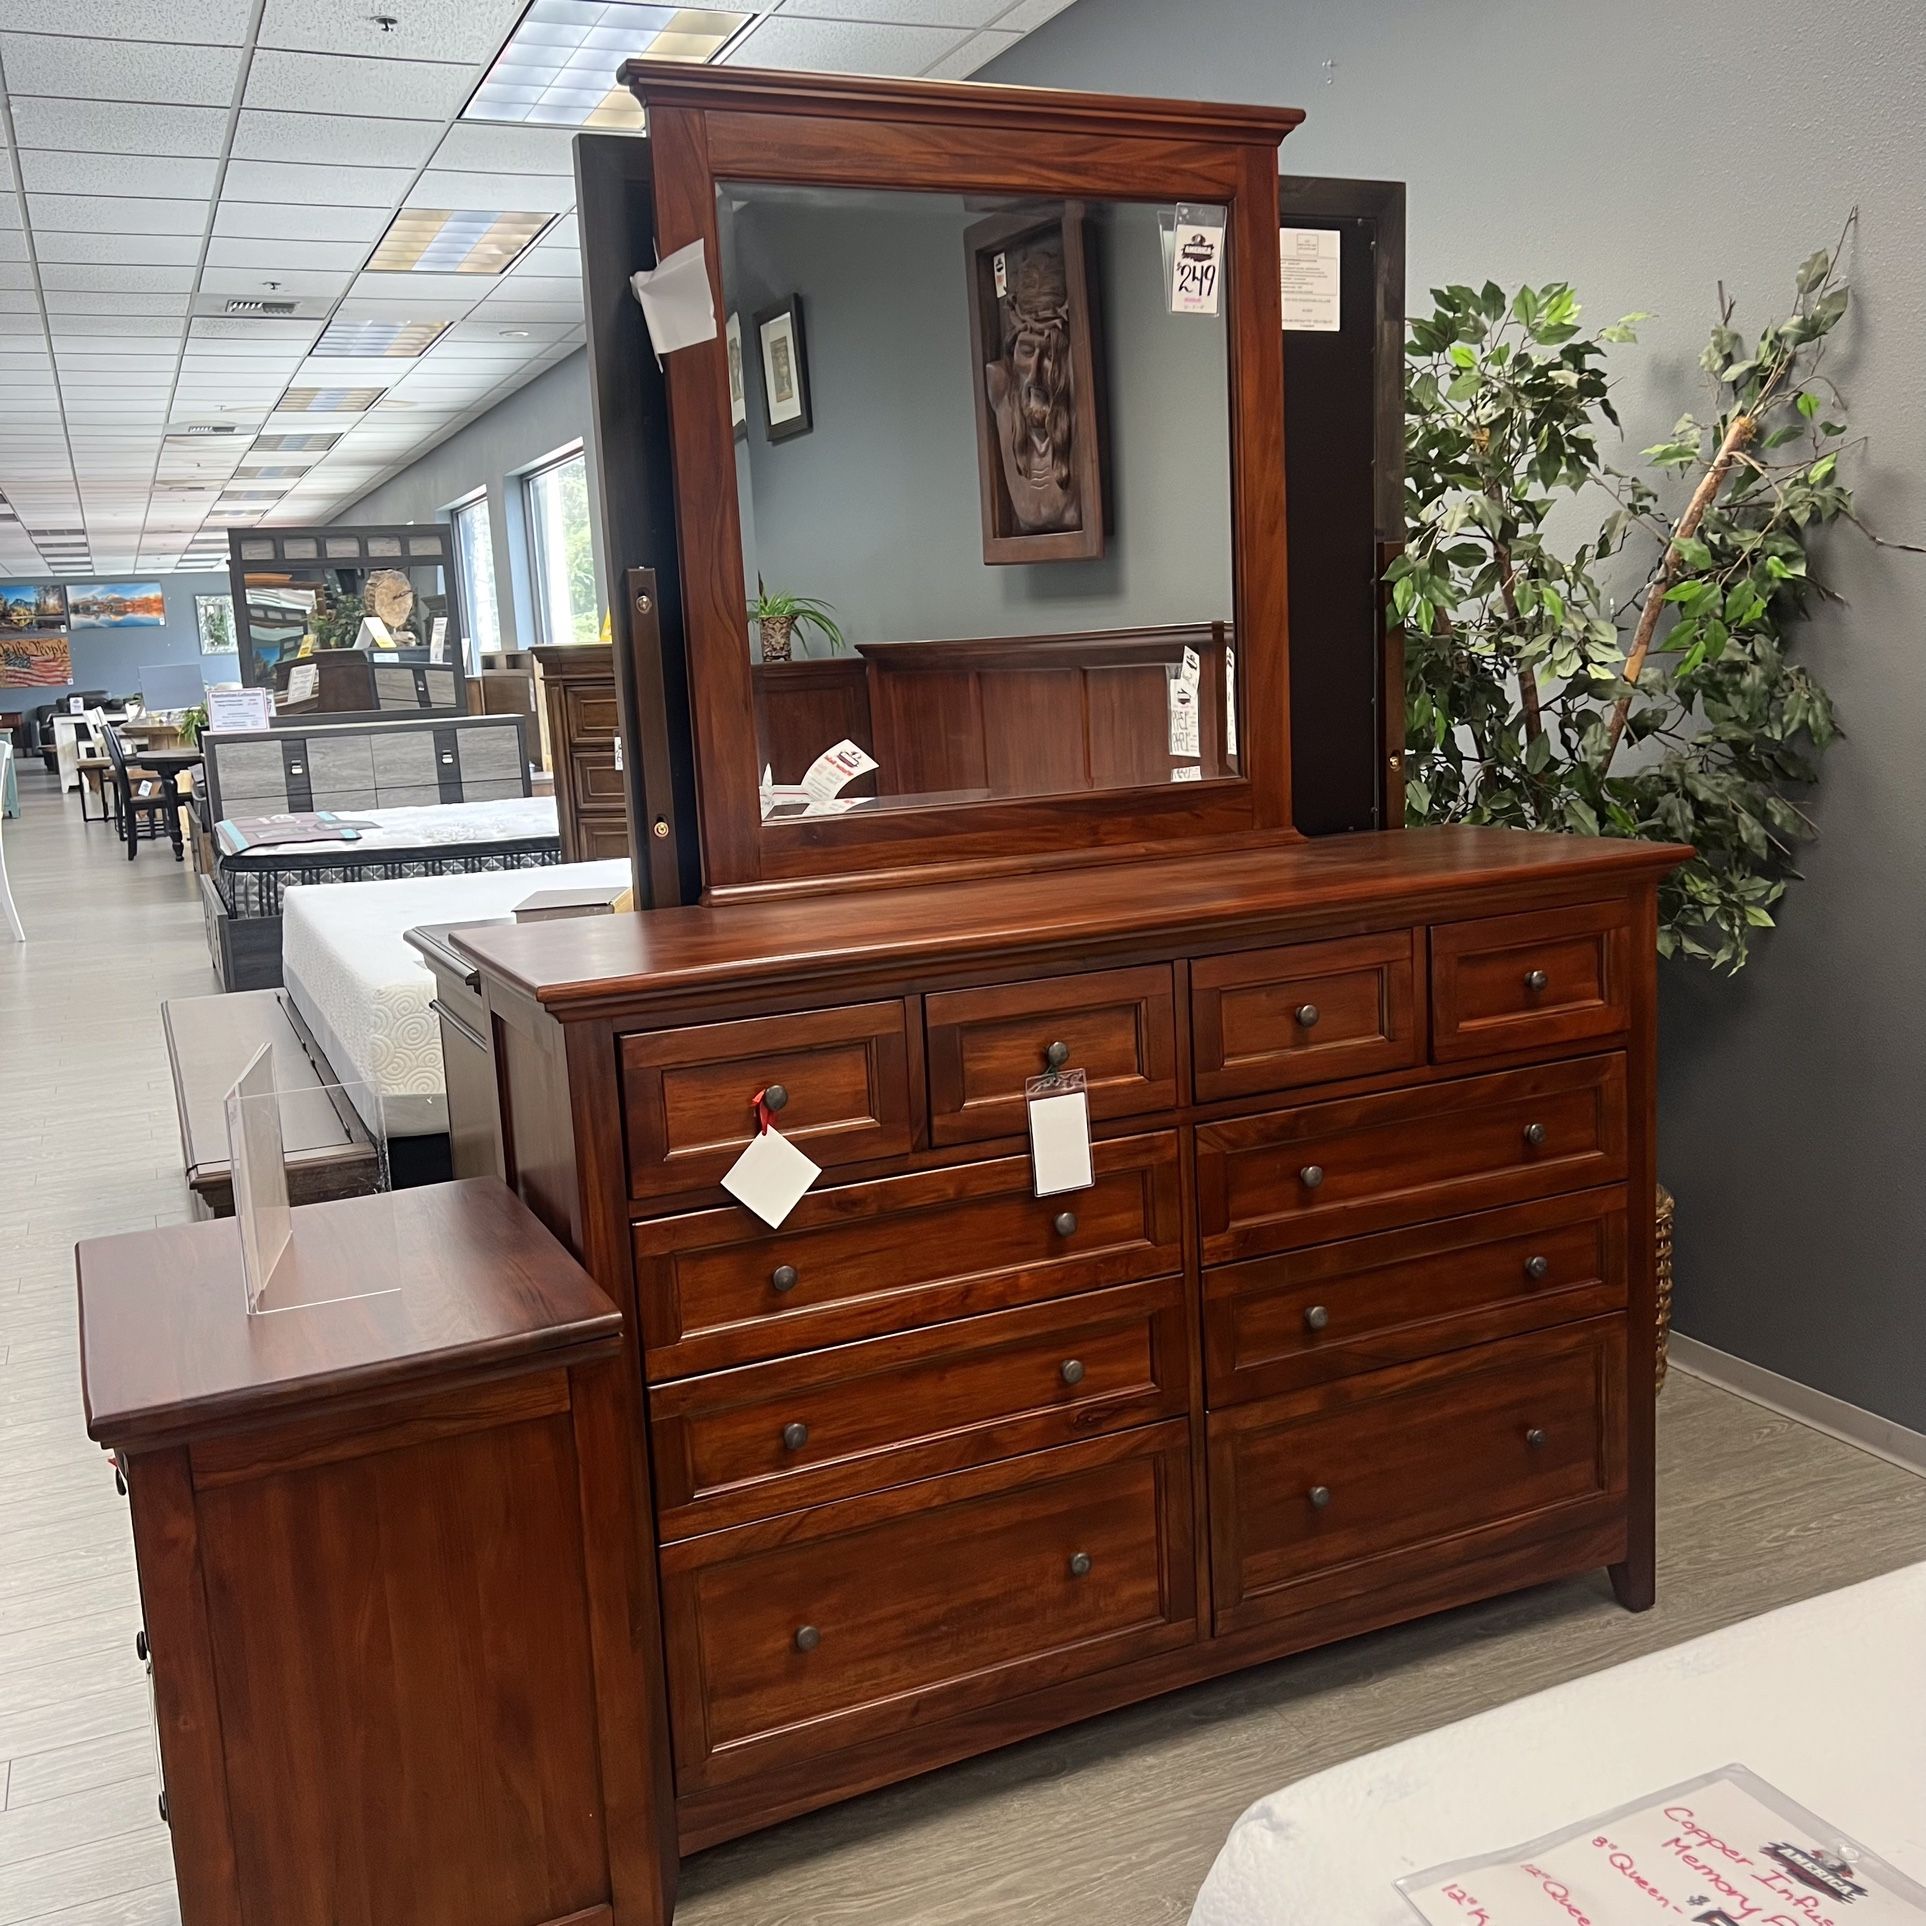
left=467, top=3, right=748, bottom=129
left=253, top=432, right=342, bottom=452
left=312, top=318, right=451, bottom=358
left=368, top=209, right=555, bottom=276
left=275, top=389, right=385, bottom=415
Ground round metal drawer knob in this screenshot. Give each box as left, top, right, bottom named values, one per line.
left=764, top=1082, right=789, bottom=1111
left=781, top=1422, right=809, bottom=1452
left=1307, top=1484, right=1333, bottom=1509
left=1523, top=1122, right=1547, bottom=1147
left=1525, top=1427, right=1548, bottom=1450
left=1304, top=1304, right=1330, bottom=1333
left=1295, top=1003, right=1321, bottom=1029
left=1068, top=1551, right=1092, bottom=1578
left=1059, top=1358, right=1086, bottom=1386
left=1524, top=1254, right=1550, bottom=1281
left=771, top=1263, right=799, bottom=1294
left=1525, top=968, right=1549, bottom=992
left=1299, top=1164, right=1325, bottom=1190
left=794, top=1624, right=821, bottom=1653
left=1045, top=1039, right=1070, bottom=1070
left=1053, top=1210, right=1078, bottom=1237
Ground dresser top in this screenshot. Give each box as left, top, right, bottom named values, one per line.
left=78, top=1178, right=622, bottom=1450
left=455, top=826, right=1689, bottom=1016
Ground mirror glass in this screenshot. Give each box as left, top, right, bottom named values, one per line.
left=716, top=181, right=1239, bottom=821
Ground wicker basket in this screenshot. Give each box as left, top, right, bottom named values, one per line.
left=1655, top=1182, right=1675, bottom=1392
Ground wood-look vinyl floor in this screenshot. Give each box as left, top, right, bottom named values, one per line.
left=0, top=762, right=1922, bottom=1926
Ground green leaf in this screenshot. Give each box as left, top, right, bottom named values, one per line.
left=1795, top=248, right=1831, bottom=294
left=1796, top=389, right=1821, bottom=419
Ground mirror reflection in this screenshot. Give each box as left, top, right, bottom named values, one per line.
left=717, top=182, right=1238, bottom=819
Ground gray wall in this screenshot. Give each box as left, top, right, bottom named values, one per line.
left=1, top=570, right=237, bottom=710
left=994, top=0, right=1926, bottom=1429
left=342, top=353, right=599, bottom=652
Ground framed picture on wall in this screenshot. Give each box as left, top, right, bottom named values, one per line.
left=195, top=593, right=235, bottom=656
left=756, top=296, right=812, bottom=443
left=69, top=581, right=164, bottom=628
left=726, top=310, right=747, bottom=439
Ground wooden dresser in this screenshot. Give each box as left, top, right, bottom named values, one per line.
left=534, top=643, right=630, bottom=861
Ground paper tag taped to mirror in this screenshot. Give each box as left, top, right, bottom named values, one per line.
left=722, top=1124, right=821, bottom=1229
left=801, top=737, right=878, bottom=804
left=1026, top=1069, right=1093, bottom=1198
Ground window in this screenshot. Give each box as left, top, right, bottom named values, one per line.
left=451, top=493, right=500, bottom=664
left=525, top=451, right=598, bottom=645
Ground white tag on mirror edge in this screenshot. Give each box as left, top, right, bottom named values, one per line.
left=722, top=1125, right=821, bottom=1228
left=1026, top=1070, right=1093, bottom=1198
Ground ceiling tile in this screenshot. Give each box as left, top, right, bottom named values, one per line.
left=213, top=201, right=392, bottom=244
left=431, top=121, right=578, bottom=177
left=35, top=231, right=205, bottom=267
left=245, top=49, right=477, bottom=122
left=403, top=169, right=575, bottom=214
left=0, top=291, right=33, bottom=313
left=723, top=15, right=968, bottom=74
left=349, top=270, right=493, bottom=305
left=258, top=0, right=524, bottom=63
left=922, top=26, right=1019, bottom=76
left=198, top=264, right=355, bottom=299
left=220, top=157, right=416, bottom=208
left=204, top=237, right=373, bottom=272
left=19, top=150, right=221, bottom=199
left=51, top=315, right=186, bottom=336
left=230, top=110, right=443, bottom=169
left=28, top=194, right=209, bottom=236
left=994, top=0, right=1075, bottom=28
left=0, top=233, right=26, bottom=263
left=10, top=98, right=230, bottom=159
left=40, top=262, right=199, bottom=292
left=42, top=289, right=192, bottom=315
left=778, top=0, right=1009, bottom=21
left=0, top=0, right=251, bottom=40
left=0, top=32, right=244, bottom=107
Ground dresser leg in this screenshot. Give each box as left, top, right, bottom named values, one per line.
left=1609, top=1543, right=1655, bottom=1612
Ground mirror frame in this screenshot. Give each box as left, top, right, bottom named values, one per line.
left=621, top=62, right=1304, bottom=894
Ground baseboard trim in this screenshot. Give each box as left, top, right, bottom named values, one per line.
left=1671, top=1335, right=1926, bottom=1478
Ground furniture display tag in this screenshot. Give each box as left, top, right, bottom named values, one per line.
left=286, top=663, right=318, bottom=703
left=722, top=1123, right=822, bottom=1228
left=208, top=688, right=274, bottom=732
left=1026, top=1069, right=1094, bottom=1197
left=1168, top=204, right=1226, bottom=316
left=1280, top=226, right=1342, bottom=332
left=801, top=738, right=879, bottom=807
left=630, top=237, right=719, bottom=356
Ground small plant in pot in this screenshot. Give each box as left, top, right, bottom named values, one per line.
left=749, top=581, right=846, bottom=663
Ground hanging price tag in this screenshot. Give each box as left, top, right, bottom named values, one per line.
left=721, top=1087, right=821, bottom=1228
left=1025, top=1068, right=1093, bottom=1198
left=1169, top=206, right=1226, bottom=316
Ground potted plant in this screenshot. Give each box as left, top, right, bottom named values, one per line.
left=749, top=582, right=846, bottom=663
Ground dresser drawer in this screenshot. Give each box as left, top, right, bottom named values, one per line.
left=1431, top=900, right=1632, bottom=1062
left=635, top=1131, right=1184, bottom=1377
left=620, top=1001, right=912, bottom=1201
left=925, top=964, right=1177, bottom=1144
left=570, top=748, right=626, bottom=806
left=660, top=1424, right=1196, bottom=1789
left=577, top=818, right=632, bottom=860
left=1205, top=1190, right=1627, bottom=1405
left=561, top=684, right=620, bottom=740
left=1209, top=1320, right=1626, bottom=1634
left=1192, top=929, right=1420, bottom=1102
left=651, top=1277, right=1189, bottom=1536
left=1196, top=1055, right=1626, bottom=1263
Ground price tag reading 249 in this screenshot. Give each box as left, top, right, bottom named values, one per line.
left=1171, top=209, right=1225, bottom=316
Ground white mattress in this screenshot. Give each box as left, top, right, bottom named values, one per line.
left=280, top=858, right=632, bottom=1139
left=1189, top=1561, right=1926, bottom=1924
left=223, top=792, right=558, bottom=859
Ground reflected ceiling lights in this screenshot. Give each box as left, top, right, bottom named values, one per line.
left=465, top=2, right=749, bottom=128
left=275, top=388, right=387, bottom=415
left=312, top=318, right=451, bottom=358
left=367, top=208, right=555, bottom=275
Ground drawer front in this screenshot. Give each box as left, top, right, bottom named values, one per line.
left=571, top=748, right=625, bottom=805
left=651, top=1277, right=1190, bottom=1536
left=1206, top=1190, right=1628, bottom=1405
left=1197, top=1055, right=1626, bottom=1263
left=1192, top=929, right=1420, bottom=1102
left=577, top=818, right=632, bottom=860
left=660, top=1424, right=1196, bottom=1789
left=561, top=684, right=620, bottom=741
left=621, top=1002, right=912, bottom=1201
left=925, top=965, right=1177, bottom=1144
left=636, top=1132, right=1184, bottom=1377
left=1210, top=1320, right=1626, bottom=1634
left=1431, top=900, right=1632, bottom=1061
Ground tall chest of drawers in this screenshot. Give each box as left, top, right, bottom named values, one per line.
left=453, top=824, right=1685, bottom=1907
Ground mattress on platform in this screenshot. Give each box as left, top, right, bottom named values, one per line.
left=1188, top=1560, right=1926, bottom=1924
left=281, top=858, right=633, bottom=1140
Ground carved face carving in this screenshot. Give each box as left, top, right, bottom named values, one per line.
left=985, top=231, right=1079, bottom=535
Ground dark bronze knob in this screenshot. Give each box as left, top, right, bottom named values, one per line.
left=1053, top=1210, right=1078, bottom=1237
left=1524, top=1254, right=1550, bottom=1280
left=1045, top=1039, right=1070, bottom=1070
left=135, top=1629, right=149, bottom=1663
left=1295, top=1003, right=1320, bottom=1028
left=1526, top=1427, right=1548, bottom=1450
left=1307, top=1484, right=1332, bottom=1509
left=771, top=1263, right=798, bottom=1293
left=1525, top=968, right=1548, bottom=992
left=1059, top=1358, right=1085, bottom=1386
left=1068, top=1551, right=1092, bottom=1577
left=158, top=1791, right=168, bottom=1826
left=794, top=1624, right=820, bottom=1652
left=764, top=1082, right=788, bottom=1111
left=1523, top=1122, right=1546, bottom=1147
left=1304, top=1304, right=1330, bottom=1332
left=1299, top=1164, right=1324, bottom=1189
left=781, top=1422, right=809, bottom=1452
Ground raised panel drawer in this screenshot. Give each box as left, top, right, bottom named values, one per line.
left=1205, top=1190, right=1628, bottom=1405
left=1196, top=1055, right=1626, bottom=1263
left=659, top=1424, right=1196, bottom=1790
left=635, top=1131, right=1184, bottom=1377
left=571, top=749, right=626, bottom=805
left=1209, top=1320, right=1626, bottom=1635
left=561, top=685, right=620, bottom=740
left=650, top=1277, right=1190, bottom=1536
left=925, top=965, right=1176, bottom=1144
left=620, top=1002, right=912, bottom=1201
left=1192, top=929, right=1420, bottom=1102
left=578, top=819, right=631, bottom=860
left=1431, top=900, right=1632, bottom=1061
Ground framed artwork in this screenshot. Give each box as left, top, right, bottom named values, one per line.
left=70, top=581, right=164, bottom=628
left=0, top=633, right=73, bottom=688
left=756, top=296, right=812, bottom=443
left=0, top=584, right=67, bottom=632
left=726, top=310, right=747, bottom=438
left=195, top=593, right=236, bottom=656
left=963, top=202, right=1106, bottom=565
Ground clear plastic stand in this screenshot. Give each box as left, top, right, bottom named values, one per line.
left=223, top=1042, right=399, bottom=1317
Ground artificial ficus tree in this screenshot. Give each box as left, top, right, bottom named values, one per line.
left=1394, top=226, right=1869, bottom=970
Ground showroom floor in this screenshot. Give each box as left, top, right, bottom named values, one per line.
left=2, top=763, right=1922, bottom=1926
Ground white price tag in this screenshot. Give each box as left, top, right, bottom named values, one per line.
left=1280, top=226, right=1341, bottom=331
left=993, top=250, right=1008, bottom=298
left=1025, top=1070, right=1093, bottom=1198
left=207, top=688, right=274, bottom=733
left=1171, top=217, right=1224, bottom=316
left=1168, top=672, right=1200, bottom=759
left=801, top=736, right=877, bottom=804
left=613, top=734, right=623, bottom=772
left=285, top=662, right=318, bottom=703
left=68, top=696, right=85, bottom=714
left=721, top=1124, right=821, bottom=1229
left=1225, top=645, right=1237, bottom=760
left=429, top=615, right=448, bottom=664
left=1171, top=764, right=1203, bottom=782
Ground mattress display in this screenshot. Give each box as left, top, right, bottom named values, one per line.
left=280, top=858, right=634, bottom=1138
left=216, top=794, right=563, bottom=918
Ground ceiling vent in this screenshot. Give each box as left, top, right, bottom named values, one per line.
left=166, top=423, right=243, bottom=438
left=224, top=298, right=299, bottom=318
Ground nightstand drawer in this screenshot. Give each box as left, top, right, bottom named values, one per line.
left=1431, top=900, right=1632, bottom=1061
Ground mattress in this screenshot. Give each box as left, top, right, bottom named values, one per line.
left=216, top=794, right=562, bottom=917
left=280, top=858, right=633, bottom=1139
left=1188, top=1560, right=1926, bottom=1924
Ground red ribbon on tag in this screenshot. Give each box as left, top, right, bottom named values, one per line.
left=750, top=1088, right=773, bottom=1135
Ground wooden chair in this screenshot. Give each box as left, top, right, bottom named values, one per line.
left=102, top=724, right=184, bottom=862
left=73, top=709, right=115, bottom=824
left=0, top=741, right=22, bottom=940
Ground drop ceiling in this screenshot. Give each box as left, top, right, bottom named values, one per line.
left=0, top=0, right=1075, bottom=579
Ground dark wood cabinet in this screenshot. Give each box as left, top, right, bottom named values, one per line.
left=535, top=644, right=630, bottom=863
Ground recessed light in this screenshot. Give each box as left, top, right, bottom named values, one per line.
left=275, top=388, right=386, bottom=415
left=313, top=317, right=450, bottom=358
left=499, top=328, right=532, bottom=338
left=367, top=208, right=556, bottom=276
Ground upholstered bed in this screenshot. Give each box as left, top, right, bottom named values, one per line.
left=1188, top=1561, right=1926, bottom=1924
